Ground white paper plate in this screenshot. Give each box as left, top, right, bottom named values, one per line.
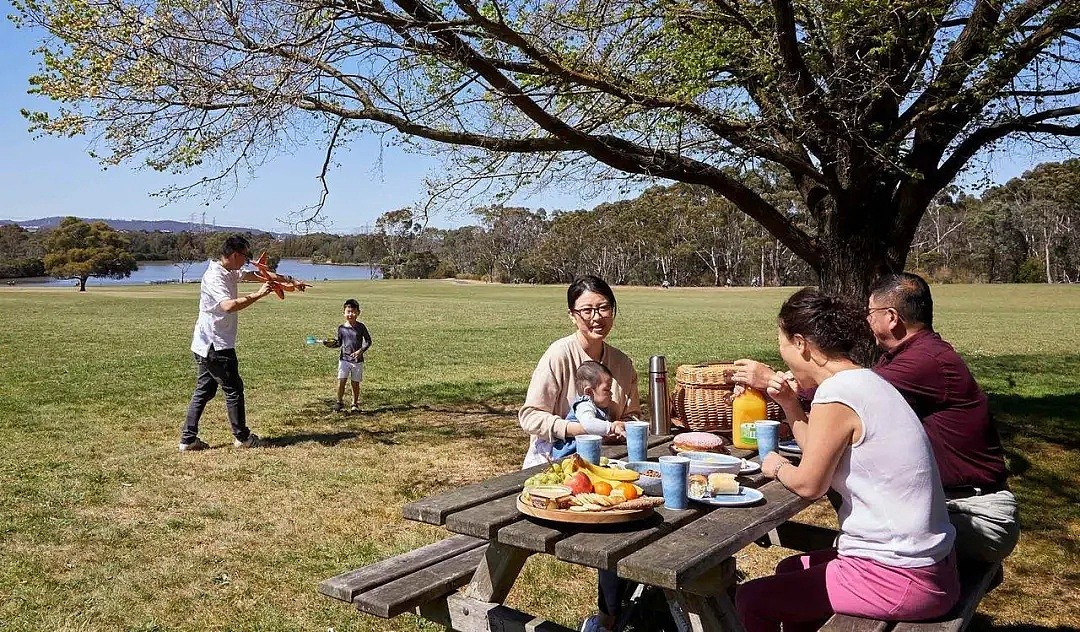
left=778, top=440, right=802, bottom=455
left=739, top=459, right=762, bottom=474
left=689, top=487, right=765, bottom=507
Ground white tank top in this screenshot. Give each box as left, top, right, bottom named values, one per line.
left=813, top=369, right=955, bottom=567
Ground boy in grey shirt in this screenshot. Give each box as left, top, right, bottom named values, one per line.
left=324, top=298, right=372, bottom=412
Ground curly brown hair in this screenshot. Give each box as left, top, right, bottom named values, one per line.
left=778, top=287, right=873, bottom=362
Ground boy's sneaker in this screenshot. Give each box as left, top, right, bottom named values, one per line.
left=350, top=404, right=361, bottom=413
left=233, top=433, right=264, bottom=449
left=179, top=438, right=210, bottom=452
left=334, top=402, right=345, bottom=412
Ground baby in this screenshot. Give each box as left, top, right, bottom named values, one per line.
left=550, top=361, right=616, bottom=459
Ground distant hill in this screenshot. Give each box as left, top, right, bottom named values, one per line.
left=0, top=216, right=275, bottom=235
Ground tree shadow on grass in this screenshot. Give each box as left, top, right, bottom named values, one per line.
left=965, top=354, right=1080, bottom=450
left=991, top=392, right=1080, bottom=451
left=269, top=388, right=523, bottom=449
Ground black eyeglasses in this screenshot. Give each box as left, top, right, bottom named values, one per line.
left=572, top=304, right=614, bottom=319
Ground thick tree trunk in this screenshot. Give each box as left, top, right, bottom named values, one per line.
left=815, top=203, right=901, bottom=302
left=78, top=276, right=88, bottom=291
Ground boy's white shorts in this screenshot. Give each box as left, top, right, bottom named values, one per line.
left=337, top=360, right=365, bottom=382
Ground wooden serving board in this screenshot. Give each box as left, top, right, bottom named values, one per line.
left=516, top=496, right=653, bottom=524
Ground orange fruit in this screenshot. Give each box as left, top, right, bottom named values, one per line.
left=616, top=482, right=639, bottom=500
left=593, top=480, right=613, bottom=496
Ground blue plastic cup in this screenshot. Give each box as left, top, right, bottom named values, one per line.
left=577, top=434, right=603, bottom=465
left=659, top=456, right=690, bottom=509
left=755, top=421, right=781, bottom=460
left=625, top=421, right=649, bottom=462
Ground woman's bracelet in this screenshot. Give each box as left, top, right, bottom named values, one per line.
left=772, top=461, right=792, bottom=491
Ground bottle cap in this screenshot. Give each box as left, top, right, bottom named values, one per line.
left=649, top=355, right=666, bottom=373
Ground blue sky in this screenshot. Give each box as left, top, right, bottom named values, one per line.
left=1, top=16, right=1073, bottom=235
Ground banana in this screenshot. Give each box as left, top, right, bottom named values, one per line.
left=581, top=459, right=640, bottom=482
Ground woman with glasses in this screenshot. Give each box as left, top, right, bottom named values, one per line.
left=519, top=275, right=640, bottom=467
left=519, top=275, right=641, bottom=632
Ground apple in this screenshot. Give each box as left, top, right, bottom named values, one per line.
left=564, top=471, right=593, bottom=495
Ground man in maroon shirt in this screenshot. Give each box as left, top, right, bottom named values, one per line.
left=867, top=272, right=1019, bottom=563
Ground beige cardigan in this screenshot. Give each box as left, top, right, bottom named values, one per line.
left=519, top=334, right=641, bottom=468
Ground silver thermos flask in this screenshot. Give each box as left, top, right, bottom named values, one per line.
left=648, top=355, right=671, bottom=435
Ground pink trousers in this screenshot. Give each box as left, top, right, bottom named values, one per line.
left=736, top=549, right=959, bottom=632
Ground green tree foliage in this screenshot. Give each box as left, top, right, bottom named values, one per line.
left=43, top=217, right=138, bottom=291
left=13, top=0, right=1079, bottom=296
left=909, top=160, right=1080, bottom=282
left=375, top=209, right=422, bottom=278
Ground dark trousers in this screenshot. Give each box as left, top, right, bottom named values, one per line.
left=599, top=570, right=630, bottom=617
left=181, top=346, right=250, bottom=443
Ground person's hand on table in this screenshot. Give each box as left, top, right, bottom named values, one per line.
left=762, top=451, right=794, bottom=480
left=609, top=420, right=627, bottom=438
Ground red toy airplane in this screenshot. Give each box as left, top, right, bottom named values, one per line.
left=251, top=252, right=310, bottom=299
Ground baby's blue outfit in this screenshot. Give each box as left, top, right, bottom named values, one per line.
left=550, top=395, right=610, bottom=459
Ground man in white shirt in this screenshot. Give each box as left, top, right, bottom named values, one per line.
left=179, top=235, right=303, bottom=451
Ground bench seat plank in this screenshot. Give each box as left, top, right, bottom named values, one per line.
left=819, top=615, right=890, bottom=632
left=317, top=534, right=486, bottom=602
left=352, top=545, right=490, bottom=618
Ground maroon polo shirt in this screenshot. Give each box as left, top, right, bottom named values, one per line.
left=874, top=329, right=1008, bottom=489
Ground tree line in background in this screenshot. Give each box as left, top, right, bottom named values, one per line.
left=3, top=160, right=1078, bottom=287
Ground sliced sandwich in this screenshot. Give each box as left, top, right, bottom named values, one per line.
left=707, top=473, right=740, bottom=495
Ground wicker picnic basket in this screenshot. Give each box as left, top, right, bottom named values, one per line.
left=669, top=362, right=784, bottom=433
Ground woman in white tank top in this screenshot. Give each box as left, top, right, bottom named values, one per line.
left=735, top=288, right=959, bottom=632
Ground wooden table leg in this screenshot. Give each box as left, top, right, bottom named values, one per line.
left=463, top=542, right=532, bottom=603
left=663, top=557, right=746, bottom=632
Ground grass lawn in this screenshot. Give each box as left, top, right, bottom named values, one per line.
left=0, top=280, right=1076, bottom=631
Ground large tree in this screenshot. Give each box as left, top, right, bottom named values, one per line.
left=14, top=0, right=1080, bottom=294
left=43, top=217, right=138, bottom=291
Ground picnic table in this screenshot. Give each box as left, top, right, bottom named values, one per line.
left=322, top=433, right=1006, bottom=632
left=320, top=435, right=826, bottom=631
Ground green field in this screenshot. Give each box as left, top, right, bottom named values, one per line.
left=0, top=281, right=1077, bottom=631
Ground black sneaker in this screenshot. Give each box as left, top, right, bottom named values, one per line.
left=334, top=402, right=345, bottom=412
left=233, top=433, right=264, bottom=449
left=179, top=438, right=210, bottom=452
left=350, top=404, right=361, bottom=413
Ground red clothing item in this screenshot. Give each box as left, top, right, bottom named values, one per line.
left=874, top=330, right=1008, bottom=489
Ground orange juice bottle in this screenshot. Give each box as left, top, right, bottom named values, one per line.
left=732, top=388, right=767, bottom=449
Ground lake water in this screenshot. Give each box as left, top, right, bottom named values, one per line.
left=18, top=259, right=382, bottom=287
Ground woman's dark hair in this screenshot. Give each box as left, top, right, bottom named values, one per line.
left=869, top=272, right=934, bottom=328
left=778, top=287, right=874, bottom=362
left=567, top=275, right=617, bottom=312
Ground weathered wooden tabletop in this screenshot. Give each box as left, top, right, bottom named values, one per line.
left=402, top=435, right=813, bottom=594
